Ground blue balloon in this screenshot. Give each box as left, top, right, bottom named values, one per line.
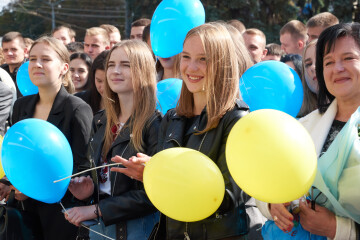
left=1, top=119, right=73, bottom=204
left=150, top=0, right=205, bottom=58
left=17, top=61, right=38, bottom=96
left=157, top=78, right=183, bottom=114
left=240, top=61, right=303, bottom=117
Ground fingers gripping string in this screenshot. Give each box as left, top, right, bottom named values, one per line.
left=59, top=202, right=115, bottom=240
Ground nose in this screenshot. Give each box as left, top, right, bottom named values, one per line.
left=187, top=60, right=199, bottom=72
left=334, top=60, right=345, bottom=72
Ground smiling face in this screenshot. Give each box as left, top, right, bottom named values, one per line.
left=180, top=35, right=207, bottom=95
left=70, top=58, right=89, bottom=92
left=323, top=36, right=360, bottom=102
left=28, top=42, right=68, bottom=89
left=106, top=47, right=133, bottom=96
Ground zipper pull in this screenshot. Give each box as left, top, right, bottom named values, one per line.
left=184, top=232, right=190, bottom=240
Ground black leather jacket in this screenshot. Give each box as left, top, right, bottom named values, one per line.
left=90, top=110, right=162, bottom=239
left=156, top=100, right=250, bottom=240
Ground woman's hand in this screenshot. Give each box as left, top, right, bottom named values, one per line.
left=269, top=203, right=294, bottom=232
left=111, top=153, right=150, bottom=182
left=64, top=205, right=97, bottom=227
left=68, top=176, right=94, bottom=200
left=299, top=200, right=336, bottom=238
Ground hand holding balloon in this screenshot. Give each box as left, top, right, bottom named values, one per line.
left=269, top=203, right=294, bottom=232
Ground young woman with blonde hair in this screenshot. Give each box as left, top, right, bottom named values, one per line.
left=112, top=22, right=254, bottom=239
left=11, top=36, right=93, bottom=239
left=65, top=40, right=161, bottom=240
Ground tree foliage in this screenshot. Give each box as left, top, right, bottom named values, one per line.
left=0, top=0, right=354, bottom=43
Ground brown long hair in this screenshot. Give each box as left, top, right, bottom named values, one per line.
left=102, top=40, right=157, bottom=156
left=29, top=36, right=74, bottom=93
left=176, top=22, right=252, bottom=133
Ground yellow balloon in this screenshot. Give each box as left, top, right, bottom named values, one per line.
left=226, top=109, right=317, bottom=203
left=143, top=147, right=225, bottom=222
left=0, top=135, right=4, bottom=178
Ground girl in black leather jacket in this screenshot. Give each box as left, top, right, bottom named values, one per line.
left=112, top=22, right=254, bottom=240
left=65, top=40, right=161, bottom=240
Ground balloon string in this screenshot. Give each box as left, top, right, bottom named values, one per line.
left=59, top=202, right=115, bottom=240
left=53, top=163, right=122, bottom=183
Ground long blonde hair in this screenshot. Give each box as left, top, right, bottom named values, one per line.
left=102, top=40, right=157, bottom=156
left=176, top=22, right=253, bottom=133
left=298, top=40, right=318, bottom=117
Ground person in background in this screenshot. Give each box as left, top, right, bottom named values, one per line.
left=130, top=18, right=151, bottom=40
left=11, top=36, right=92, bottom=240
left=257, top=22, right=360, bottom=240
left=280, top=54, right=303, bottom=79
left=1, top=31, right=27, bottom=98
left=84, top=27, right=110, bottom=60
left=111, top=22, right=253, bottom=240
left=24, top=37, right=34, bottom=59
left=142, top=24, right=151, bottom=49
left=67, top=42, right=84, bottom=54
left=306, top=12, right=339, bottom=43
left=69, top=52, right=92, bottom=93
left=243, top=28, right=267, bottom=63
left=298, top=40, right=318, bottom=118
left=75, top=50, right=109, bottom=115
left=65, top=40, right=161, bottom=240
left=280, top=20, right=307, bottom=55
left=263, top=43, right=284, bottom=61
left=52, top=25, right=76, bottom=45
left=100, top=24, right=121, bottom=48
left=227, top=19, right=246, bottom=34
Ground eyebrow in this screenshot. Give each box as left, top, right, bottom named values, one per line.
left=182, top=50, right=206, bottom=56
left=304, top=57, right=312, bottom=62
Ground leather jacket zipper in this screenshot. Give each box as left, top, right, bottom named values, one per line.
left=111, top=143, right=129, bottom=196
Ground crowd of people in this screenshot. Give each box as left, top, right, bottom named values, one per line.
left=0, top=10, right=359, bottom=240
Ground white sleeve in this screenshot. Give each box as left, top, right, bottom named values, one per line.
left=255, top=199, right=273, bottom=220
left=329, top=216, right=357, bottom=240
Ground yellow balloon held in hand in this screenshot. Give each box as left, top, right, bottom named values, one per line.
left=0, top=135, right=4, bottom=178
left=226, top=109, right=317, bottom=203
left=143, top=147, right=225, bottom=222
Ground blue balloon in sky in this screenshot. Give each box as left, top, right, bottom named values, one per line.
left=157, top=78, right=183, bottom=114
left=1, top=119, right=73, bottom=204
left=240, top=61, right=303, bottom=117
left=17, top=61, right=38, bottom=96
left=150, top=0, right=205, bottom=58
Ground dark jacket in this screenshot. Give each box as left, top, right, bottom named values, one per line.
left=90, top=110, right=162, bottom=239
left=11, top=85, right=93, bottom=240
left=156, top=100, right=250, bottom=240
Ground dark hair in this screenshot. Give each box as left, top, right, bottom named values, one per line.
left=142, top=24, right=150, bottom=43
left=70, top=52, right=92, bottom=91
left=2, top=32, right=25, bottom=48
left=280, top=54, right=303, bottom=79
left=89, top=50, right=109, bottom=114
left=316, top=23, right=360, bottom=113
left=66, top=42, right=84, bottom=53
